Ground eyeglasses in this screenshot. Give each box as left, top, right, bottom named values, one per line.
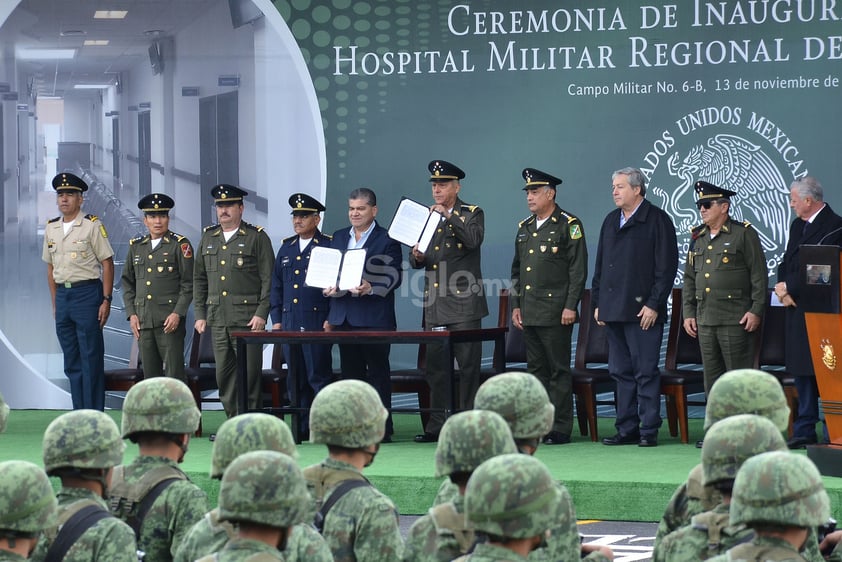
left=696, top=200, right=716, bottom=210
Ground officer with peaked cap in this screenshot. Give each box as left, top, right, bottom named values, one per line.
left=42, top=172, right=115, bottom=410
left=121, top=193, right=194, bottom=380
left=510, top=168, right=587, bottom=446
left=269, top=193, right=333, bottom=441
left=411, top=160, right=488, bottom=443
left=194, top=184, right=275, bottom=418
left=682, top=180, right=767, bottom=394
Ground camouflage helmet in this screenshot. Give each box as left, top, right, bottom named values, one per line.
left=0, top=392, right=8, bottom=433
left=121, top=377, right=200, bottom=438
left=309, top=380, right=387, bottom=447
left=701, top=414, right=787, bottom=486
left=730, top=451, right=830, bottom=528
left=43, top=409, right=125, bottom=474
left=704, top=369, right=789, bottom=432
left=474, top=372, right=554, bottom=440
left=435, top=410, right=517, bottom=478
left=218, top=451, right=310, bottom=528
left=465, top=453, right=562, bottom=539
left=211, top=413, right=297, bottom=478
left=0, top=460, right=58, bottom=533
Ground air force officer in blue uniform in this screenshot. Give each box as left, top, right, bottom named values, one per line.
left=270, top=193, right=333, bottom=437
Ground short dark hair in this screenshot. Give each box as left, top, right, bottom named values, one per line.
left=349, top=188, right=377, bottom=206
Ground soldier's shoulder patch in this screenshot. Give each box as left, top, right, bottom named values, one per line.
left=85, top=214, right=99, bottom=222
left=569, top=223, right=583, bottom=240
left=47, top=216, right=61, bottom=224
left=98, top=224, right=108, bottom=238
left=743, top=220, right=753, bottom=228
left=560, top=209, right=579, bottom=224
left=461, top=203, right=478, bottom=213
left=518, top=215, right=535, bottom=228
left=203, top=223, right=219, bottom=233
left=129, top=235, right=144, bottom=246
left=180, top=242, right=193, bottom=259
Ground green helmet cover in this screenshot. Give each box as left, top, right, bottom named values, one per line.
left=121, top=377, right=200, bottom=438
left=704, top=369, right=789, bottom=432
left=0, top=460, right=58, bottom=533
left=211, top=412, right=297, bottom=478
left=43, top=409, right=125, bottom=473
left=474, top=372, right=554, bottom=440
left=435, top=410, right=517, bottom=478
left=701, top=414, right=787, bottom=486
left=309, top=380, right=387, bottom=447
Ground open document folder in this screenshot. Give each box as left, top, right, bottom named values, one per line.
left=305, top=247, right=367, bottom=291
left=387, top=197, right=442, bottom=253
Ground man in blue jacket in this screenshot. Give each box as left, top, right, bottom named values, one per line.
left=592, top=167, right=678, bottom=448
left=324, top=187, right=403, bottom=441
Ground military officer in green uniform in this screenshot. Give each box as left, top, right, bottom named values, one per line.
left=193, top=184, right=274, bottom=417
left=121, top=193, right=193, bottom=381
left=682, top=181, right=768, bottom=394
left=511, top=168, right=587, bottom=445
left=411, top=160, right=488, bottom=443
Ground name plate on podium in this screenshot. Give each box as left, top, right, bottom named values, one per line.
left=798, top=245, right=841, bottom=313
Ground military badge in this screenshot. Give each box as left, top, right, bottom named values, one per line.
left=181, top=243, right=192, bottom=258
left=99, top=224, right=108, bottom=238
left=237, top=257, right=244, bottom=267
left=552, top=247, right=558, bottom=254
left=157, top=266, right=164, bottom=273
left=569, top=224, right=582, bottom=240
left=540, top=245, right=547, bottom=253
left=821, top=339, right=837, bottom=370
left=722, top=257, right=729, bottom=263
left=168, top=266, right=174, bottom=273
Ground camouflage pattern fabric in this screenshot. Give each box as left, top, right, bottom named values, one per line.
left=0, top=392, right=8, bottom=433
left=473, top=372, right=554, bottom=440
left=194, top=537, right=284, bottom=561
left=452, top=542, right=530, bottom=561
left=175, top=508, right=332, bottom=562
left=402, top=494, right=471, bottom=562
left=0, top=460, right=57, bottom=533
left=653, top=503, right=752, bottom=562
left=730, top=452, right=829, bottom=529
left=706, top=535, right=810, bottom=562
left=701, top=415, right=787, bottom=486
left=465, top=454, right=560, bottom=539
left=30, top=487, right=137, bottom=562
left=303, top=457, right=402, bottom=562
left=0, top=553, right=28, bottom=561
left=121, top=377, right=200, bottom=437
left=42, top=409, right=124, bottom=473
left=309, top=379, right=387, bottom=447
left=703, top=369, right=790, bottom=432
left=434, top=410, right=516, bottom=477
left=109, top=455, right=208, bottom=562
left=210, top=412, right=298, bottom=478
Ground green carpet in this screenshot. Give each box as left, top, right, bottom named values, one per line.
left=4, top=410, right=842, bottom=521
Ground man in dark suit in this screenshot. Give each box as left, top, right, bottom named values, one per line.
left=774, top=176, right=842, bottom=449
left=325, top=188, right=403, bottom=440
left=592, top=167, right=678, bottom=448
left=270, top=193, right=333, bottom=440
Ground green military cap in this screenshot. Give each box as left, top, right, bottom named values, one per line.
left=429, top=160, right=465, bottom=181
left=522, top=168, right=562, bottom=190
left=695, top=180, right=736, bottom=205
left=211, top=183, right=248, bottom=205
left=52, top=172, right=88, bottom=194
left=138, top=193, right=175, bottom=214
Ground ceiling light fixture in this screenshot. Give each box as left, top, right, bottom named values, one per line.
left=17, top=49, right=76, bottom=60
left=93, top=10, right=128, bottom=19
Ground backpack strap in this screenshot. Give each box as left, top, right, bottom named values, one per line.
left=128, top=477, right=181, bottom=537
left=691, top=510, right=732, bottom=553
left=109, top=463, right=187, bottom=538
left=429, top=502, right=476, bottom=554
left=44, top=504, right=111, bottom=562
left=313, top=479, right=371, bottom=533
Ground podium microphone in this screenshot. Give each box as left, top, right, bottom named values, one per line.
left=817, top=226, right=842, bottom=245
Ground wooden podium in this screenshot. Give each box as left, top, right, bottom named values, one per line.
left=801, top=245, right=842, bottom=475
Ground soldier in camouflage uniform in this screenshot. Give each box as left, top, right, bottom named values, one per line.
left=653, top=415, right=787, bottom=562
left=31, top=410, right=137, bottom=561
left=683, top=181, right=768, bottom=394
left=0, top=460, right=57, bottom=560
left=435, top=371, right=612, bottom=561
left=455, top=454, right=565, bottom=561
left=511, top=168, right=587, bottom=445
left=0, top=392, right=8, bottom=433
left=402, top=410, right=517, bottom=561
left=121, top=193, right=194, bottom=380
left=193, top=184, right=275, bottom=416
left=304, top=379, right=403, bottom=561
left=195, top=451, right=312, bottom=562
left=109, top=377, right=208, bottom=561
left=707, top=452, right=831, bottom=562
left=411, top=160, right=489, bottom=442
left=174, top=413, right=331, bottom=562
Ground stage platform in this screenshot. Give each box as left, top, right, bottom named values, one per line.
left=3, top=410, right=841, bottom=521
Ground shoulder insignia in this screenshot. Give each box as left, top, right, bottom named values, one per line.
left=170, top=231, right=186, bottom=242
left=690, top=224, right=706, bottom=236
left=47, top=216, right=61, bottom=224
left=203, top=224, right=219, bottom=233
left=85, top=214, right=99, bottom=222
left=324, top=234, right=333, bottom=240
left=129, top=235, right=145, bottom=246
left=282, top=235, right=296, bottom=244
left=743, top=220, right=753, bottom=228
left=518, top=215, right=535, bottom=228
left=569, top=223, right=583, bottom=240
left=461, top=204, right=478, bottom=212
left=242, top=221, right=264, bottom=232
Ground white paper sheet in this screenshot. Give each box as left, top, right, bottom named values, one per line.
left=337, top=248, right=367, bottom=291
left=388, top=198, right=435, bottom=247
left=305, top=246, right=342, bottom=289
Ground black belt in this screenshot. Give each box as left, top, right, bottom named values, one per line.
left=59, top=279, right=100, bottom=289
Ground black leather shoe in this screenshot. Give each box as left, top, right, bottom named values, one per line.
left=414, top=432, right=439, bottom=443
left=695, top=440, right=704, bottom=448
left=208, top=434, right=216, bottom=442
left=638, top=436, right=658, bottom=447
left=787, top=435, right=818, bottom=449
left=543, top=431, right=571, bottom=445
left=602, top=432, right=640, bottom=446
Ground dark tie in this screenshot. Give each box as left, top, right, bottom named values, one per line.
left=803, top=221, right=810, bottom=236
